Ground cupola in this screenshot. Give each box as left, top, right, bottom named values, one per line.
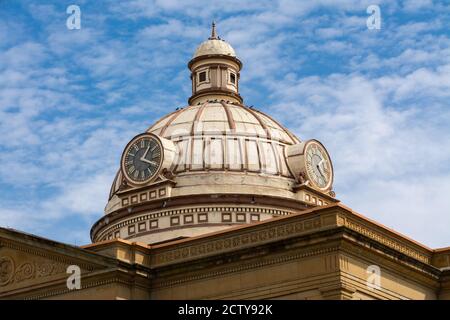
left=188, top=22, right=243, bottom=105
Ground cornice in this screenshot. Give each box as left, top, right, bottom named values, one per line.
left=0, top=229, right=115, bottom=270
left=188, top=54, right=243, bottom=70
left=188, top=88, right=243, bottom=105
left=340, top=235, right=440, bottom=283
left=147, top=204, right=434, bottom=269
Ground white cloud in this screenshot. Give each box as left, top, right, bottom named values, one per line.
left=402, top=0, right=434, bottom=12
left=342, top=174, right=450, bottom=247
left=139, top=19, right=204, bottom=39
left=41, top=173, right=113, bottom=219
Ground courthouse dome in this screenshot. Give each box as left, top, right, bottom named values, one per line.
left=93, top=22, right=336, bottom=245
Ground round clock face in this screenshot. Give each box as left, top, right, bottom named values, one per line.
left=304, top=141, right=333, bottom=190
left=121, top=134, right=162, bottom=185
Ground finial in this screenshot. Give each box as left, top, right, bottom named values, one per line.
left=209, top=20, right=218, bottom=40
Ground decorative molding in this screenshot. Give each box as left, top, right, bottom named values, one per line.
left=324, top=254, right=339, bottom=272
left=118, top=182, right=173, bottom=208
left=18, top=268, right=152, bottom=300
left=320, top=283, right=356, bottom=300
left=0, top=239, right=101, bottom=273
left=95, top=205, right=294, bottom=242
left=339, top=237, right=440, bottom=282
left=0, top=255, right=67, bottom=288
left=342, top=216, right=431, bottom=264
left=23, top=276, right=124, bottom=300
left=151, top=216, right=323, bottom=266
left=95, top=187, right=312, bottom=240
left=339, top=255, right=349, bottom=271
left=0, top=256, right=14, bottom=286
left=148, top=207, right=434, bottom=276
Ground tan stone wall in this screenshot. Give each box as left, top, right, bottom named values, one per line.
left=44, top=282, right=150, bottom=300
left=340, top=253, right=437, bottom=300
left=150, top=251, right=439, bottom=300
left=150, top=252, right=339, bottom=300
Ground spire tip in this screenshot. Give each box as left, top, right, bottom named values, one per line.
left=209, top=21, right=218, bottom=40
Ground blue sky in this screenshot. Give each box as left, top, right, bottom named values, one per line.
left=0, top=0, right=449, bottom=247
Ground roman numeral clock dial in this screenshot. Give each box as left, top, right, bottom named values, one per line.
left=304, top=140, right=333, bottom=191
left=121, top=133, right=163, bottom=185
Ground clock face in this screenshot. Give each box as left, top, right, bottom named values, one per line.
left=121, top=134, right=162, bottom=184
left=304, top=141, right=333, bottom=190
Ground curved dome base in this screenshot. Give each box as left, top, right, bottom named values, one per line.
left=92, top=188, right=337, bottom=244
left=93, top=202, right=293, bottom=244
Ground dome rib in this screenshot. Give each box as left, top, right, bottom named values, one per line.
left=108, top=170, right=120, bottom=200
left=160, top=107, right=185, bottom=136
left=239, top=103, right=272, bottom=140
left=146, top=108, right=180, bottom=133
left=220, top=101, right=236, bottom=130
left=253, top=108, right=300, bottom=144
left=191, top=102, right=207, bottom=135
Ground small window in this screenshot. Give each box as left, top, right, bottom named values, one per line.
left=199, top=71, right=206, bottom=82
left=184, top=214, right=194, bottom=224
left=236, top=213, right=246, bottom=222
left=138, top=222, right=146, bottom=232
left=222, top=213, right=232, bottom=222
left=198, top=213, right=208, bottom=222
left=230, top=73, right=236, bottom=84
left=171, top=216, right=180, bottom=226
left=150, top=219, right=158, bottom=229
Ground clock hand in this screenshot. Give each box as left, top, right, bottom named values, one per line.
left=317, top=168, right=324, bottom=180
left=140, top=144, right=159, bottom=165
left=140, top=146, right=150, bottom=161
left=316, top=161, right=326, bottom=179
left=318, top=159, right=325, bottom=168
left=140, top=158, right=158, bottom=165
left=319, top=159, right=328, bottom=175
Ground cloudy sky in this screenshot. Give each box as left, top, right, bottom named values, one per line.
left=0, top=0, right=449, bottom=247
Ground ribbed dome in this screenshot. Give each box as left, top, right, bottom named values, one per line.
left=193, top=39, right=236, bottom=58
left=148, top=102, right=299, bottom=144
left=108, top=101, right=300, bottom=200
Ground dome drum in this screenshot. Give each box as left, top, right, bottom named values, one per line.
left=94, top=171, right=336, bottom=243
left=92, top=191, right=315, bottom=243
